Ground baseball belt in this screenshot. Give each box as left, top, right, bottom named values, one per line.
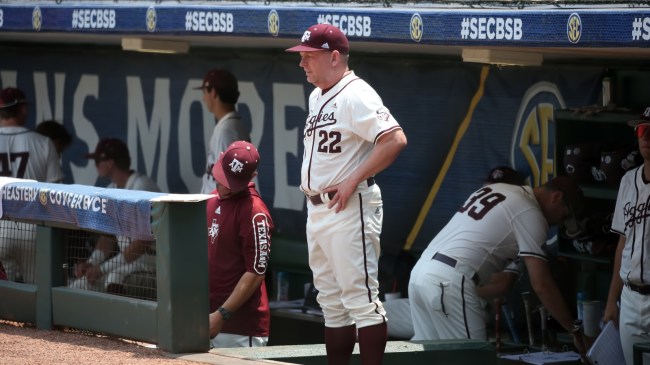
left=626, top=282, right=650, bottom=295
left=432, top=252, right=480, bottom=287
left=308, top=177, right=375, bottom=205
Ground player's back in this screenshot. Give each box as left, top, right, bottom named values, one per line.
left=0, top=126, right=63, bottom=182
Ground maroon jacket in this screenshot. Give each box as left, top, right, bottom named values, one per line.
left=206, top=183, right=273, bottom=337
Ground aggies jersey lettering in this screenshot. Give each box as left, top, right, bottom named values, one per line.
left=0, top=126, right=63, bottom=182
left=300, top=71, right=401, bottom=195
left=611, top=166, right=650, bottom=285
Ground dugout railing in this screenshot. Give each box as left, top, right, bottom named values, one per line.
left=0, top=179, right=210, bottom=353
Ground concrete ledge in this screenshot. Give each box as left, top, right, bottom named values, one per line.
left=178, top=340, right=495, bottom=365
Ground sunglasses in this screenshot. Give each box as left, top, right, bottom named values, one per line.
left=636, top=123, right=650, bottom=138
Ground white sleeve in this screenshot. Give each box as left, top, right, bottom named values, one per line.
left=512, top=208, right=548, bottom=260
left=345, top=83, right=401, bottom=144
left=611, top=169, right=635, bottom=236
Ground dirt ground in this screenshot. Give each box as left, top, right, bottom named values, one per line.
left=0, top=320, right=204, bottom=365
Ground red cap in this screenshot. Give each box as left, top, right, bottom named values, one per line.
left=286, top=24, right=349, bottom=54
left=212, top=141, right=259, bottom=192
left=627, top=106, right=650, bottom=127
left=0, top=87, right=27, bottom=109
left=85, top=138, right=130, bottom=162
left=193, top=68, right=240, bottom=104
left=485, top=166, right=526, bottom=186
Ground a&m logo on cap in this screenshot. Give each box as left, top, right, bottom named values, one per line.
left=146, top=6, right=157, bottom=32
left=268, top=10, right=279, bottom=36
left=567, top=13, right=582, bottom=44
left=410, top=13, right=423, bottom=42
left=643, top=107, right=650, bottom=118
left=229, top=158, right=245, bottom=174
left=301, top=30, right=311, bottom=43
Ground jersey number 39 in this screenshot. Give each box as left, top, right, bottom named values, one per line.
left=0, top=152, right=29, bottom=178
left=458, top=187, right=505, bottom=220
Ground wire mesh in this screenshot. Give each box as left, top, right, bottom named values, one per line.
left=0, top=222, right=157, bottom=301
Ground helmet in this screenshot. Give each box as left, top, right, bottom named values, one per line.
left=600, top=148, right=642, bottom=186
left=562, top=209, right=617, bottom=256
left=563, top=144, right=600, bottom=184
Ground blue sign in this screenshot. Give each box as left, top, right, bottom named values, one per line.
left=1, top=181, right=165, bottom=240
left=1, top=3, right=650, bottom=47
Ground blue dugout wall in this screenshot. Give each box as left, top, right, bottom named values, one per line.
left=0, top=45, right=613, bottom=253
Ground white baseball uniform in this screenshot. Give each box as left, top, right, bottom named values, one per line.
left=69, top=172, right=161, bottom=293
left=409, top=183, right=547, bottom=340
left=301, top=71, right=401, bottom=329
left=201, top=111, right=250, bottom=194
left=611, top=166, right=650, bottom=365
left=0, top=126, right=64, bottom=283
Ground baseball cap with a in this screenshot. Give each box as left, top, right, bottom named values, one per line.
left=193, top=69, right=240, bottom=104
left=85, top=138, right=130, bottom=161
left=286, top=24, right=349, bottom=54
left=212, top=141, right=259, bottom=192
left=485, top=166, right=526, bottom=186
left=627, top=106, right=650, bottom=127
left=0, top=87, right=27, bottom=109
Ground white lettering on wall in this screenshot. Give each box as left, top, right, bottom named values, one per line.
left=126, top=76, right=172, bottom=192
left=69, top=74, right=100, bottom=185
left=178, top=80, right=209, bottom=193
left=0, top=70, right=18, bottom=88
left=272, top=83, right=305, bottom=210
left=33, top=72, right=66, bottom=123
left=238, top=81, right=265, bottom=189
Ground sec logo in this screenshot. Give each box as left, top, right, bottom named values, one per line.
left=268, top=10, right=279, bottom=37
left=32, top=6, right=42, bottom=31
left=410, top=13, right=423, bottom=43
left=567, top=13, right=582, bottom=44
left=510, top=82, right=566, bottom=187
left=146, top=7, right=157, bottom=32
left=39, top=190, right=48, bottom=206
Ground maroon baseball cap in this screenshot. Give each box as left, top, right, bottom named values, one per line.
left=627, top=106, right=650, bottom=127
left=85, top=138, right=130, bottom=161
left=286, top=24, right=349, bottom=54
left=193, top=68, right=240, bottom=104
left=212, top=141, right=259, bottom=192
left=485, top=166, right=526, bottom=186
left=0, top=87, right=27, bottom=109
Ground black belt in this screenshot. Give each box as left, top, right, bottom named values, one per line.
left=308, top=177, right=375, bottom=205
left=627, top=282, right=650, bottom=295
left=432, top=252, right=480, bottom=286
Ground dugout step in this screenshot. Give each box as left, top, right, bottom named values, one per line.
left=207, top=340, right=495, bottom=365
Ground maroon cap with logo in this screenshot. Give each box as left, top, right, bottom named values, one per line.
left=85, top=138, right=130, bottom=162
left=627, top=106, right=650, bottom=127
left=193, top=68, right=240, bottom=104
left=212, top=141, right=260, bottom=192
left=0, top=87, right=27, bottom=109
left=286, top=24, right=349, bottom=54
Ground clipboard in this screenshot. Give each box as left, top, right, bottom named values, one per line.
left=587, top=321, right=625, bottom=365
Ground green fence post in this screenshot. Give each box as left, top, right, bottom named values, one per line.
left=35, top=226, right=65, bottom=330
left=153, top=201, right=209, bottom=353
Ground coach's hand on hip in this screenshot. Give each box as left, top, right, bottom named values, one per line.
left=325, top=180, right=355, bottom=213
